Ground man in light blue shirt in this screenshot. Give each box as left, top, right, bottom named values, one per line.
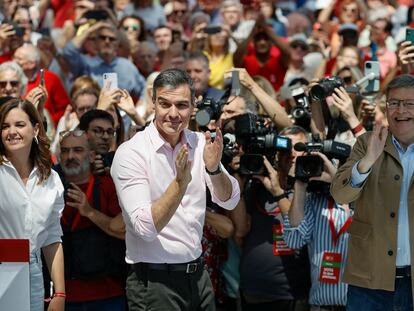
left=62, top=22, right=145, bottom=99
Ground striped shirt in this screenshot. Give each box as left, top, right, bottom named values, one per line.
left=283, top=193, right=352, bottom=306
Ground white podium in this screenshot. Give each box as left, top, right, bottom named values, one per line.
left=0, top=239, right=30, bottom=311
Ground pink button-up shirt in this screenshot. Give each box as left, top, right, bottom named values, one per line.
left=111, top=122, right=240, bottom=264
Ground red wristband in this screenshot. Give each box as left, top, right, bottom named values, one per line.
left=53, top=292, right=66, bottom=298
left=351, top=123, right=365, bottom=135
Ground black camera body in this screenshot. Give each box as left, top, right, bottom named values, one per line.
left=233, top=113, right=291, bottom=175
left=295, top=136, right=351, bottom=181
left=310, top=76, right=344, bottom=101
left=290, top=87, right=311, bottom=131
left=196, top=98, right=222, bottom=127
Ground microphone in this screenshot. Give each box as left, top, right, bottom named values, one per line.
left=294, top=142, right=307, bottom=152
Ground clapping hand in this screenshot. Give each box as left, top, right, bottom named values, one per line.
left=203, top=127, right=223, bottom=173
left=176, top=144, right=192, bottom=187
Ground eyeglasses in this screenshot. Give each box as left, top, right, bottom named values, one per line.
left=90, top=127, right=116, bottom=138
left=0, top=80, right=19, bottom=88
left=59, top=130, right=85, bottom=142
left=291, top=44, right=308, bottom=51
left=386, top=99, right=414, bottom=110
left=172, top=9, right=187, bottom=15
left=342, top=6, right=357, bottom=13
left=123, top=25, right=140, bottom=31
left=98, top=35, right=117, bottom=42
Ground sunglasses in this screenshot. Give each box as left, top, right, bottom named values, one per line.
left=291, top=44, right=308, bottom=51
left=0, top=80, right=19, bottom=88
left=342, top=76, right=353, bottom=84
left=172, top=9, right=187, bottom=14
left=123, top=25, right=140, bottom=31
left=98, top=35, right=117, bottom=42
left=343, top=7, right=357, bottom=13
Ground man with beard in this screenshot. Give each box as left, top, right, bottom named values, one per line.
left=78, top=109, right=116, bottom=176
left=56, top=129, right=126, bottom=310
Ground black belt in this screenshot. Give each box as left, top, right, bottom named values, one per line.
left=132, top=257, right=203, bottom=274
left=396, top=266, right=411, bottom=279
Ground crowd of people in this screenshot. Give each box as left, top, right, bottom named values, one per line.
left=1, top=0, right=414, bottom=311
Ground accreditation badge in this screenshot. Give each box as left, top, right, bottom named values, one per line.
left=273, top=224, right=294, bottom=256
left=319, top=252, right=342, bottom=284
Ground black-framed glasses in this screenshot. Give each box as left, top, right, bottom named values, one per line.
left=386, top=99, right=414, bottom=110
left=90, top=127, right=116, bottom=138
left=59, top=130, right=85, bottom=142
left=291, top=44, right=308, bottom=51
left=0, top=80, right=19, bottom=88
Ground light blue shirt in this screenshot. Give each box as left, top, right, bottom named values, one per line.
left=351, top=136, right=414, bottom=266
left=62, top=42, right=145, bottom=99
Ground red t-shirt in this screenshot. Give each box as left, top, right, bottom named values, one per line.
left=51, top=0, right=75, bottom=28
left=242, top=46, right=287, bottom=91
left=61, top=175, right=125, bottom=303
left=25, top=69, right=70, bottom=126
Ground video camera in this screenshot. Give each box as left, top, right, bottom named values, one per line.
left=294, top=134, right=351, bottom=181
left=231, top=113, right=291, bottom=175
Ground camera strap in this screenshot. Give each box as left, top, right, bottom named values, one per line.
left=328, top=197, right=352, bottom=247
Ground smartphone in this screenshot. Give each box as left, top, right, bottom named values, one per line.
left=39, top=69, right=45, bottom=87
left=230, top=71, right=241, bottom=97
left=203, top=25, right=222, bottom=34
left=103, top=73, right=118, bottom=90
left=364, top=61, right=380, bottom=94
left=406, top=28, right=414, bottom=45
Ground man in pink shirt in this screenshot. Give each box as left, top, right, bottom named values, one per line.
left=110, top=68, right=240, bottom=310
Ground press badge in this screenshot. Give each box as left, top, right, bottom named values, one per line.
left=273, top=224, right=294, bottom=256
left=319, top=252, right=342, bottom=284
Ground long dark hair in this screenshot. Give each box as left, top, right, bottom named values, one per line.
left=0, top=99, right=52, bottom=183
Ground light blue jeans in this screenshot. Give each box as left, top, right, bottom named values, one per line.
left=29, top=250, right=44, bottom=311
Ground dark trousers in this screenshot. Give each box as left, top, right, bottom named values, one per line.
left=347, top=278, right=413, bottom=311
left=126, top=264, right=216, bottom=311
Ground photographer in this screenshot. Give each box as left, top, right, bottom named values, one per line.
left=78, top=109, right=117, bottom=176
left=283, top=151, right=352, bottom=311
left=235, top=125, right=311, bottom=311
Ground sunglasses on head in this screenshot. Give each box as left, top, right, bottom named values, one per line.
left=59, top=130, right=85, bottom=143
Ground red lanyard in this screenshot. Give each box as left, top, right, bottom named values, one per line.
left=328, top=197, right=352, bottom=247
left=70, top=175, right=95, bottom=231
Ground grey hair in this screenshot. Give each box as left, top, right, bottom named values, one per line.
left=0, top=61, right=28, bottom=96
left=187, top=51, right=209, bottom=69
left=21, top=43, right=41, bottom=64
left=152, top=69, right=195, bottom=103
left=279, top=125, right=309, bottom=138
left=386, top=74, right=414, bottom=98
left=220, top=0, right=243, bottom=13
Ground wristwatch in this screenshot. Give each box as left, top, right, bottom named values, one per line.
left=206, top=164, right=222, bottom=175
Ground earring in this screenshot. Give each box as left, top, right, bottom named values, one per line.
left=34, top=136, right=39, bottom=145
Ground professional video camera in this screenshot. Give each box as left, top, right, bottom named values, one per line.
left=310, top=76, right=344, bottom=101
left=195, top=71, right=241, bottom=127
left=294, top=134, right=351, bottom=181
left=290, top=86, right=311, bottom=131
left=232, top=113, right=291, bottom=175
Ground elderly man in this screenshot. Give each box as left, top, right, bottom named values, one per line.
left=56, top=130, right=126, bottom=310
left=62, top=22, right=145, bottom=99
left=331, top=74, right=414, bottom=311
left=111, top=68, right=240, bottom=310
left=14, top=43, right=70, bottom=125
